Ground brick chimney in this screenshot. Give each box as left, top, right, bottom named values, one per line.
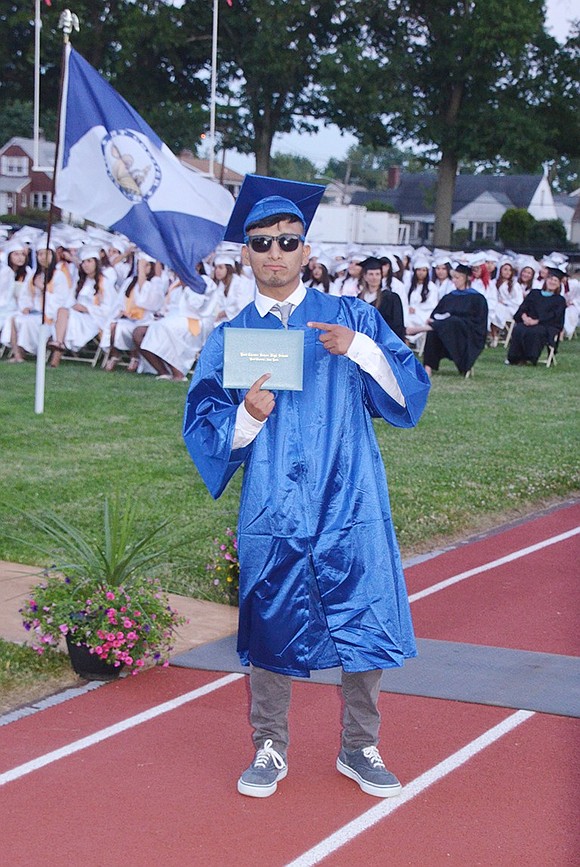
left=387, top=165, right=401, bottom=189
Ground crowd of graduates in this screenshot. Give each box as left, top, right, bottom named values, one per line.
left=1, top=222, right=577, bottom=381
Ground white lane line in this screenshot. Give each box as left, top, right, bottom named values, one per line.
left=286, top=708, right=535, bottom=867
left=409, top=526, right=580, bottom=603
left=0, top=672, right=243, bottom=788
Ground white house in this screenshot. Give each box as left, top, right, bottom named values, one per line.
left=351, top=171, right=565, bottom=245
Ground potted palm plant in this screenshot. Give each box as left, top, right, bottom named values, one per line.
left=19, top=497, right=186, bottom=680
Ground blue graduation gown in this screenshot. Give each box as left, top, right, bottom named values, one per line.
left=183, top=289, right=430, bottom=677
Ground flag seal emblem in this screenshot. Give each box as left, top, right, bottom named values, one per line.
left=101, top=129, right=161, bottom=202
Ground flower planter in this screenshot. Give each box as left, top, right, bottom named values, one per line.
left=65, top=634, right=123, bottom=681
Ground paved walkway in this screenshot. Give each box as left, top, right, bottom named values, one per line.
left=0, top=560, right=238, bottom=656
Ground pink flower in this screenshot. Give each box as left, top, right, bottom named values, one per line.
left=123, top=618, right=133, bottom=628
left=59, top=624, right=69, bottom=635
left=106, top=591, right=115, bottom=601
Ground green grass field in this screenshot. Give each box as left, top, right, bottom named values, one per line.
left=1, top=339, right=578, bottom=603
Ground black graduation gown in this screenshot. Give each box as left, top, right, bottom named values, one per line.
left=377, top=289, right=406, bottom=343
left=423, top=288, right=488, bottom=374
left=507, top=289, right=566, bottom=365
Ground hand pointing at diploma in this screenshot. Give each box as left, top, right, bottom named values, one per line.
left=307, top=322, right=355, bottom=355
left=244, top=373, right=276, bottom=421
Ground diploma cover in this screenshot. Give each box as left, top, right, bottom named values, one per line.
left=223, top=328, right=304, bottom=390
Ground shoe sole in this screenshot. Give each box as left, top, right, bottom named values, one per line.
left=237, top=766, right=288, bottom=798
left=336, top=757, right=402, bottom=798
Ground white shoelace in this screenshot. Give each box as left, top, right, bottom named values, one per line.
left=253, top=739, right=286, bottom=770
left=361, top=746, right=386, bottom=768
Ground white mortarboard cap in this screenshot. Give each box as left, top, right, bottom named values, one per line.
left=412, top=256, right=431, bottom=270
left=3, top=238, right=30, bottom=255
left=432, top=253, right=452, bottom=267
left=333, top=259, right=349, bottom=275
left=315, top=254, right=332, bottom=272
left=35, top=234, right=56, bottom=252
left=548, top=252, right=568, bottom=265
left=78, top=246, right=102, bottom=262
left=213, top=254, right=236, bottom=268
left=517, top=256, right=539, bottom=273
left=469, top=252, right=487, bottom=267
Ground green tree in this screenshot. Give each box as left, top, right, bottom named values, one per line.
left=324, top=143, right=425, bottom=188
left=209, top=0, right=350, bottom=174
left=0, top=100, right=56, bottom=142
left=528, top=219, right=569, bottom=250
left=319, top=1, right=580, bottom=246
left=269, top=153, right=319, bottom=182
left=498, top=208, right=536, bottom=246
left=0, top=1, right=209, bottom=152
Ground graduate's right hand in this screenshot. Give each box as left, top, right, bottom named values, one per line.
left=244, top=373, right=275, bottom=421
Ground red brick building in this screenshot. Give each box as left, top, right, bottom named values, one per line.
left=0, top=137, right=58, bottom=218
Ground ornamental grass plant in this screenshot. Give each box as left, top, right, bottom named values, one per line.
left=16, top=498, right=187, bottom=674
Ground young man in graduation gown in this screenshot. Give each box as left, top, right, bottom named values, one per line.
left=183, top=177, right=430, bottom=799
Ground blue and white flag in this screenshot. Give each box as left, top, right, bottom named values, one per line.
left=54, top=44, right=234, bottom=291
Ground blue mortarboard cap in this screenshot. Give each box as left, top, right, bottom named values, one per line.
left=223, top=174, right=326, bottom=243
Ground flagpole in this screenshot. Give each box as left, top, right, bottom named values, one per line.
left=35, top=9, right=79, bottom=415
left=208, top=0, right=218, bottom=178
left=33, top=0, right=41, bottom=169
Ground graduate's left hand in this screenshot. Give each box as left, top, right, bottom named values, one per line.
left=307, top=321, right=354, bottom=355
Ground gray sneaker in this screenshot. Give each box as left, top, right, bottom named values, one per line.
left=237, top=739, right=288, bottom=798
left=337, top=745, right=402, bottom=798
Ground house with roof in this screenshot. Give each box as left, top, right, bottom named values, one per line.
left=0, top=136, right=56, bottom=218
left=351, top=170, right=562, bottom=246
left=178, top=150, right=244, bottom=198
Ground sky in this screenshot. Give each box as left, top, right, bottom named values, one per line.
left=215, top=0, right=577, bottom=176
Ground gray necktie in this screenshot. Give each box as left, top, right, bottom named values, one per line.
left=272, top=302, right=293, bottom=328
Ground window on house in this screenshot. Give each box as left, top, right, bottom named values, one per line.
left=1, top=156, right=28, bottom=176
left=472, top=221, right=497, bottom=241
left=32, top=192, right=51, bottom=210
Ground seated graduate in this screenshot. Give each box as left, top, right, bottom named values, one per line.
left=6, top=236, right=71, bottom=363
left=0, top=239, right=32, bottom=346
left=404, top=255, right=438, bottom=352
left=470, top=252, right=497, bottom=335
left=304, top=255, right=333, bottom=293
left=212, top=253, right=255, bottom=325
left=133, top=268, right=219, bottom=381
left=489, top=258, right=523, bottom=346
left=183, top=175, right=430, bottom=802
left=105, top=252, right=165, bottom=371
left=407, top=263, right=488, bottom=378
left=431, top=255, right=454, bottom=300
left=506, top=265, right=566, bottom=365
left=47, top=246, right=117, bottom=368
left=359, top=256, right=406, bottom=343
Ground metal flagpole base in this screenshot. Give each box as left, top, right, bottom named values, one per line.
left=34, top=323, right=52, bottom=415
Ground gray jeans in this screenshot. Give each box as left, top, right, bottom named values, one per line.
left=249, top=664, right=382, bottom=755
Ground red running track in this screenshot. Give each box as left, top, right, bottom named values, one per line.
left=1, top=503, right=578, bottom=866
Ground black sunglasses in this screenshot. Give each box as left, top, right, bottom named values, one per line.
left=245, top=233, right=305, bottom=254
